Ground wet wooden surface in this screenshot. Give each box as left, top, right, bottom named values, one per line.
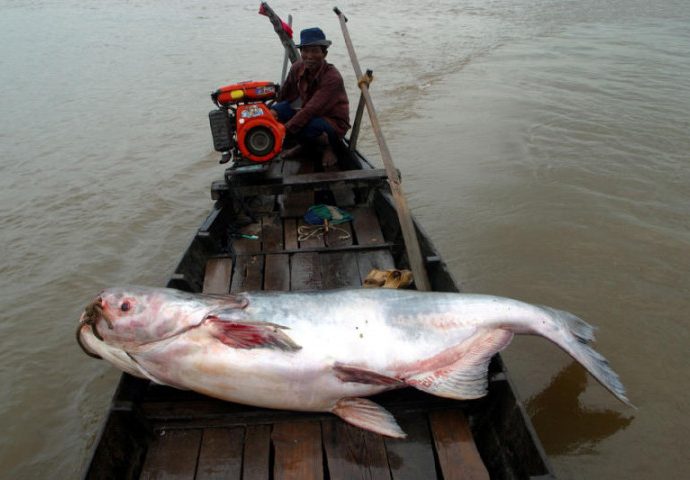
left=202, top=257, right=233, bottom=295
left=430, top=410, right=490, bottom=480
left=242, top=425, right=271, bottom=480
left=322, top=419, right=390, bottom=480
left=139, top=429, right=202, bottom=480
left=195, top=428, right=244, bottom=480
left=272, top=421, right=323, bottom=480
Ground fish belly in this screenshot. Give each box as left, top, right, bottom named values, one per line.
left=131, top=332, right=396, bottom=411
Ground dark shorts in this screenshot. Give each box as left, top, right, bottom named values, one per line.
left=271, top=101, right=338, bottom=147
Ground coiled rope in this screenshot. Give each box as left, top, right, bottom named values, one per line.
left=297, top=220, right=351, bottom=242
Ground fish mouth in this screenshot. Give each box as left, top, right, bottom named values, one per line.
left=76, top=296, right=111, bottom=359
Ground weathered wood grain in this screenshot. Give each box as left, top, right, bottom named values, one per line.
left=429, top=410, right=489, bottom=480
left=264, top=254, right=290, bottom=291
left=290, top=252, right=322, bottom=290
left=322, top=419, right=389, bottom=480
left=139, top=429, right=202, bottom=480
left=384, top=414, right=437, bottom=480
left=351, top=207, right=385, bottom=246
left=272, top=421, right=323, bottom=480
left=196, top=427, right=245, bottom=480
left=242, top=425, right=271, bottom=480
left=230, top=255, right=264, bottom=293
left=202, top=257, right=233, bottom=295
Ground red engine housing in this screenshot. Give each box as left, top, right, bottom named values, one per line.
left=236, top=103, right=285, bottom=162
left=214, top=80, right=278, bottom=106
left=211, top=81, right=285, bottom=163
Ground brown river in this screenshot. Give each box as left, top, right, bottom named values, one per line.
left=1, top=0, right=688, bottom=478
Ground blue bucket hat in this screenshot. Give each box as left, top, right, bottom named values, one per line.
left=297, top=27, right=332, bottom=48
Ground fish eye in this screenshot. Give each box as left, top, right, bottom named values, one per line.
left=120, top=301, right=131, bottom=312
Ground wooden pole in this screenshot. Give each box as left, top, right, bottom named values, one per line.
left=280, top=14, right=293, bottom=83
left=349, top=69, right=372, bottom=151
left=334, top=7, right=431, bottom=291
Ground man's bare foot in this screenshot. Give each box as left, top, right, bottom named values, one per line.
left=322, top=146, right=338, bottom=169
left=281, top=144, right=305, bottom=159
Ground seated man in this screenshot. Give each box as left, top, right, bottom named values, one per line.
left=271, top=27, right=350, bottom=168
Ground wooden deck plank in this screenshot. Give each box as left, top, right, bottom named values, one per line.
left=272, top=421, right=323, bottom=480
left=321, top=419, right=390, bottom=480
left=351, top=207, right=386, bottom=246
left=284, top=218, right=299, bottom=251
left=290, top=252, right=322, bottom=290
left=384, top=414, right=438, bottom=480
left=356, top=249, right=396, bottom=286
left=319, top=252, right=361, bottom=289
left=242, top=425, right=272, bottom=480
left=325, top=221, right=353, bottom=249
left=264, top=254, right=290, bottom=291
left=230, top=255, right=264, bottom=293
left=429, top=410, right=490, bottom=480
left=231, top=222, right=262, bottom=254
left=261, top=214, right=284, bottom=252
left=195, top=427, right=245, bottom=480
left=202, top=257, right=233, bottom=295
left=139, top=429, right=202, bottom=480
left=298, top=218, right=325, bottom=249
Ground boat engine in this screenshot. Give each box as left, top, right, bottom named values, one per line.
left=209, top=80, right=286, bottom=164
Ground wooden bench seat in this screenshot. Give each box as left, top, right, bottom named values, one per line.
left=282, top=168, right=388, bottom=189
left=212, top=168, right=388, bottom=199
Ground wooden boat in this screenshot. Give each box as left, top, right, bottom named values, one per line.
left=81, top=136, right=556, bottom=479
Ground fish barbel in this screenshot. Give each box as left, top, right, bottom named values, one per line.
left=77, top=286, right=630, bottom=437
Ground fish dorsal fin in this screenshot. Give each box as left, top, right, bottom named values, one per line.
left=332, top=397, right=406, bottom=438
left=204, top=316, right=302, bottom=351
left=407, top=329, right=513, bottom=400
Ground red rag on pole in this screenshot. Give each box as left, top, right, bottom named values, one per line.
left=281, top=20, right=293, bottom=38
left=258, top=3, right=293, bottom=38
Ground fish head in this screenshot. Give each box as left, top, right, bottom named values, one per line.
left=77, top=286, right=202, bottom=355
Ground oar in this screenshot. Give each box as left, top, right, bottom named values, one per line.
left=334, top=7, right=431, bottom=291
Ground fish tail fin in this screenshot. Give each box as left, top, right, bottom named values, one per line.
left=534, top=306, right=632, bottom=407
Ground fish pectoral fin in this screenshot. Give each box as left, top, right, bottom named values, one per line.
left=332, top=397, right=406, bottom=438
left=204, top=317, right=302, bottom=351
left=407, top=329, right=513, bottom=400
left=333, top=363, right=405, bottom=387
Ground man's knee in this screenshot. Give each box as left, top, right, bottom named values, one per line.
left=300, top=118, right=336, bottom=146
left=271, top=101, right=296, bottom=123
